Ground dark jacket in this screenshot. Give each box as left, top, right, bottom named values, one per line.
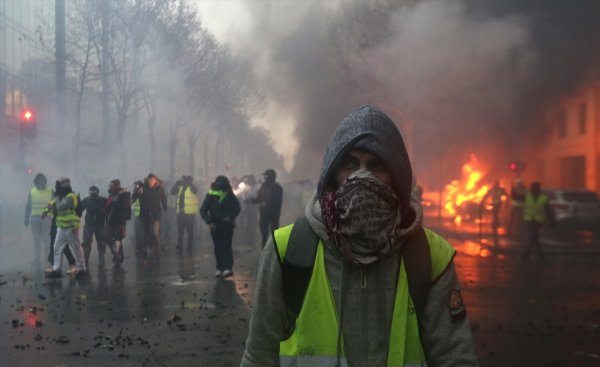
left=252, top=179, right=283, bottom=220
left=105, top=190, right=131, bottom=226
left=133, top=183, right=167, bottom=222
left=200, top=190, right=241, bottom=229
left=81, top=196, right=107, bottom=227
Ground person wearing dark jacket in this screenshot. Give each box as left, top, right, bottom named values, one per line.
left=200, top=175, right=241, bottom=278
left=81, top=186, right=108, bottom=268
left=170, top=175, right=199, bottom=250
left=247, top=169, right=283, bottom=247
left=105, top=179, right=131, bottom=265
left=132, top=173, right=167, bottom=259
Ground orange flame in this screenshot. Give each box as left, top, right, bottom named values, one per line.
left=443, top=154, right=490, bottom=220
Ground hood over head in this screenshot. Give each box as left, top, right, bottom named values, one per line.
left=317, top=104, right=413, bottom=219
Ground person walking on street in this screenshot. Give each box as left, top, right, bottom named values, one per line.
left=508, top=179, right=527, bottom=238
left=81, top=186, right=107, bottom=268
left=44, top=177, right=86, bottom=279
left=200, top=175, right=241, bottom=278
left=241, top=105, right=478, bottom=366
left=482, top=180, right=508, bottom=246
left=105, top=179, right=131, bottom=265
left=131, top=181, right=144, bottom=254
left=522, top=181, right=554, bottom=260
left=246, top=169, right=283, bottom=247
left=132, top=173, right=167, bottom=259
left=24, top=173, right=53, bottom=265
left=170, top=175, right=199, bottom=250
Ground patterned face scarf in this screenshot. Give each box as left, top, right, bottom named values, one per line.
left=321, top=169, right=403, bottom=265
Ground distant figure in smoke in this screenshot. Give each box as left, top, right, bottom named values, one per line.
left=46, top=180, right=77, bottom=274
left=522, top=181, right=554, bottom=260
left=43, top=177, right=86, bottom=279
left=508, top=179, right=527, bottom=238
left=24, top=173, right=53, bottom=265
left=482, top=180, right=508, bottom=246
left=237, top=174, right=258, bottom=243
left=105, top=179, right=131, bottom=265
left=170, top=175, right=199, bottom=250
left=246, top=169, right=283, bottom=247
left=131, top=181, right=144, bottom=254
left=81, top=185, right=107, bottom=268
left=200, top=175, right=241, bottom=278
left=132, top=173, right=167, bottom=260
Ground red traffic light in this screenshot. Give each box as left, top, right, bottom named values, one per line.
left=21, top=109, right=35, bottom=123
left=509, top=162, right=517, bottom=171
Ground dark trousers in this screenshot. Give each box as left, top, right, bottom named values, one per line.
left=211, top=226, right=234, bottom=271
left=82, top=224, right=106, bottom=266
left=142, top=219, right=160, bottom=257
left=259, top=216, right=279, bottom=248
left=177, top=213, right=195, bottom=249
left=522, top=221, right=544, bottom=259
left=508, top=207, right=524, bottom=237
left=48, top=225, right=75, bottom=266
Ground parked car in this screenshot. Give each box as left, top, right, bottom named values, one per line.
left=543, top=189, right=600, bottom=230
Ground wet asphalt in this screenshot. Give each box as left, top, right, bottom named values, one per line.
left=1, top=216, right=599, bottom=367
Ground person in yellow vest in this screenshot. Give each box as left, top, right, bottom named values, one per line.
left=170, top=175, right=199, bottom=250
left=521, top=181, right=554, bottom=260
left=241, top=105, right=478, bottom=366
left=24, top=173, right=53, bottom=264
left=43, top=177, right=87, bottom=279
left=508, top=179, right=527, bottom=238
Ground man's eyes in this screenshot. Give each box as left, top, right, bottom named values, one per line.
left=367, top=159, right=387, bottom=172
left=340, top=158, right=359, bottom=170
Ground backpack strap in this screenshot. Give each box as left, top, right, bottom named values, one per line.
left=280, top=216, right=319, bottom=317
left=279, top=216, right=432, bottom=321
left=402, top=227, right=432, bottom=324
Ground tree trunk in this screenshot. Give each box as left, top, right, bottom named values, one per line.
left=169, top=126, right=177, bottom=179
left=148, top=116, right=156, bottom=169
left=188, top=139, right=197, bottom=177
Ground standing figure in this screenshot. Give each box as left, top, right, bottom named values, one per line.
left=170, top=175, right=199, bottom=250
left=241, top=105, right=478, bottom=366
left=200, top=175, right=241, bottom=278
left=482, top=180, right=508, bottom=246
left=24, top=173, right=53, bottom=265
left=247, top=169, right=283, bottom=247
left=522, top=181, right=554, bottom=260
left=44, top=177, right=86, bottom=278
left=508, top=179, right=527, bottom=238
left=131, top=181, right=144, bottom=254
left=105, top=179, right=131, bottom=265
left=132, top=173, right=167, bottom=259
left=81, top=186, right=107, bottom=268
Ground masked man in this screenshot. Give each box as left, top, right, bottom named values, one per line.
left=241, top=105, right=478, bottom=366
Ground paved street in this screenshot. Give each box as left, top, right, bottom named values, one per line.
left=1, top=216, right=599, bottom=367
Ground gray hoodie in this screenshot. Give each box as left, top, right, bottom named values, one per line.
left=241, top=105, right=478, bottom=366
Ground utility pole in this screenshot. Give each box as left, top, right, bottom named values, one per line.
left=101, top=0, right=111, bottom=147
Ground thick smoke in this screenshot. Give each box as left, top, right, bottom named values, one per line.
left=216, top=0, right=600, bottom=187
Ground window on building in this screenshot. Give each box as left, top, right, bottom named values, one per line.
left=558, top=109, right=567, bottom=138
left=579, top=103, right=587, bottom=134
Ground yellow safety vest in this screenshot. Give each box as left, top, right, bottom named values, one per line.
left=275, top=225, right=455, bottom=367
left=177, top=186, right=199, bottom=214
left=132, top=199, right=140, bottom=217
left=55, top=193, right=81, bottom=229
left=523, top=193, right=548, bottom=223
left=30, top=187, right=53, bottom=217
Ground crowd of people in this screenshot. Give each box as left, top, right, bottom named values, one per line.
left=24, top=169, right=285, bottom=280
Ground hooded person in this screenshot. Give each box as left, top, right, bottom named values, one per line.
left=241, top=105, right=478, bottom=366
left=246, top=169, right=284, bottom=247
left=105, top=179, right=131, bottom=265
left=200, top=175, right=241, bottom=278
left=43, top=177, right=87, bottom=278
left=24, top=173, right=53, bottom=264
left=132, top=173, right=167, bottom=259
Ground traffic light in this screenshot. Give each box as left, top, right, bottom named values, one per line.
left=508, top=160, right=526, bottom=173
left=19, top=108, right=37, bottom=138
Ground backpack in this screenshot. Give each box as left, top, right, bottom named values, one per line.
left=277, top=216, right=432, bottom=324
left=75, top=193, right=83, bottom=218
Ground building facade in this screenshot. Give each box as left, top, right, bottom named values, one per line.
left=541, top=81, right=600, bottom=192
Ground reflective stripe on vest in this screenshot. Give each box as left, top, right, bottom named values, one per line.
left=30, top=187, right=53, bottom=217
left=523, top=193, right=548, bottom=223
left=275, top=225, right=455, bottom=367
left=56, top=193, right=80, bottom=229
left=177, top=186, right=199, bottom=214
